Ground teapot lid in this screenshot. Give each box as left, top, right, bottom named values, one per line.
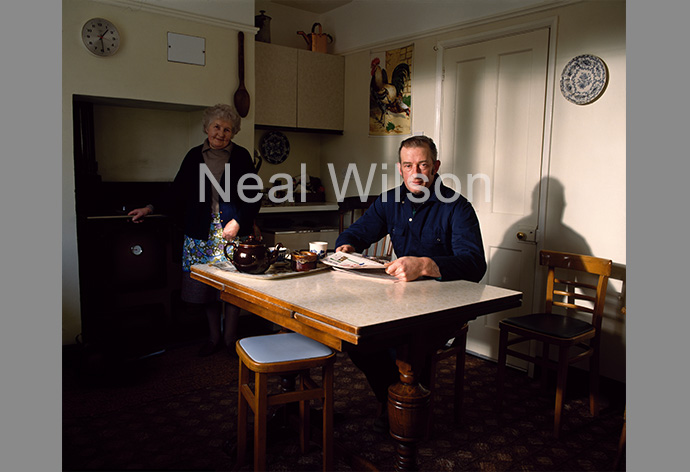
left=236, top=235, right=265, bottom=247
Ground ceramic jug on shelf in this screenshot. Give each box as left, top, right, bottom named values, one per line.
left=255, top=10, right=271, bottom=43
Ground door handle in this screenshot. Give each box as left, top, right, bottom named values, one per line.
left=516, top=226, right=537, bottom=243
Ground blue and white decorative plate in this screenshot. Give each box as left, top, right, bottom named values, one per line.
left=259, top=131, right=290, bottom=165
left=560, top=54, right=608, bottom=105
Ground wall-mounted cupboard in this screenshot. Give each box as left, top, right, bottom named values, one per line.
left=255, top=42, right=344, bottom=132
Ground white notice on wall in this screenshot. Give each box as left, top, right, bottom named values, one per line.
left=167, top=32, right=205, bottom=66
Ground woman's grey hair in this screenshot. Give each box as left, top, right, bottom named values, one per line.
left=202, top=103, right=241, bottom=135
left=398, top=135, right=438, bottom=162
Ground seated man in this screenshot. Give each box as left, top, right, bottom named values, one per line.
left=335, top=135, right=487, bottom=432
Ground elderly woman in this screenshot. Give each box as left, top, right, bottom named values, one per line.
left=129, top=104, right=261, bottom=357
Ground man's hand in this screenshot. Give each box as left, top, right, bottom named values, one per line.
left=335, top=244, right=355, bottom=253
left=223, top=219, right=240, bottom=240
left=383, top=256, right=441, bottom=282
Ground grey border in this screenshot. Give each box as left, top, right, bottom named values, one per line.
left=1, top=0, right=61, bottom=470
left=7, top=1, right=680, bottom=470
left=628, top=0, right=685, bottom=470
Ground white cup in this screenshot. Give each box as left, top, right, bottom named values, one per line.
left=309, top=241, right=328, bottom=259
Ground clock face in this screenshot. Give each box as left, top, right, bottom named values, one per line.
left=81, top=18, right=120, bottom=56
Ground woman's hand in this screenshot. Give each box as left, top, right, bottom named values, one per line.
left=128, top=207, right=152, bottom=223
left=335, top=244, right=355, bottom=253
left=223, top=219, right=240, bottom=240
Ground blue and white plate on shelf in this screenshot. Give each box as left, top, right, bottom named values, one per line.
left=560, top=54, right=608, bottom=105
left=259, top=131, right=290, bottom=164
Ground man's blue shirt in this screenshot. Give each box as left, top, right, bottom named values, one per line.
left=335, top=181, right=487, bottom=282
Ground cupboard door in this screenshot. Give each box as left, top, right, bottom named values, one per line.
left=255, top=42, right=297, bottom=127
left=297, top=49, right=344, bottom=130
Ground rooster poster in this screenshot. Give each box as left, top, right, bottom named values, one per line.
left=369, top=44, right=413, bottom=136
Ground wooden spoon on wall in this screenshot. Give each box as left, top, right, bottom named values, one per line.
left=234, top=31, right=250, bottom=117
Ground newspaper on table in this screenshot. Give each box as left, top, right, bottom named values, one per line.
left=320, top=252, right=386, bottom=269
left=321, top=252, right=398, bottom=281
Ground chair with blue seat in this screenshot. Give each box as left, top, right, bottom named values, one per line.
left=496, top=250, right=612, bottom=438
left=235, top=332, right=336, bottom=471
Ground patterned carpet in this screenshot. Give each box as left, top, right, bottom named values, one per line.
left=63, top=339, right=625, bottom=471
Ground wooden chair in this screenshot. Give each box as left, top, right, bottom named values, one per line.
left=613, top=306, right=626, bottom=470
left=236, top=332, right=336, bottom=471
left=496, top=250, right=612, bottom=438
left=363, top=234, right=394, bottom=261
left=338, top=196, right=394, bottom=261
left=337, top=195, right=378, bottom=233
left=428, top=323, right=469, bottom=428
left=613, top=407, right=626, bottom=470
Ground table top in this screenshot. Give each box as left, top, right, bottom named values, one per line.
left=191, top=264, right=522, bottom=349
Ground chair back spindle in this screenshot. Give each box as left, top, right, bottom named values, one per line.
left=542, top=251, right=612, bottom=330
left=337, top=196, right=378, bottom=233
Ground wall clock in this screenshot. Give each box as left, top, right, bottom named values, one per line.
left=81, top=18, right=121, bottom=57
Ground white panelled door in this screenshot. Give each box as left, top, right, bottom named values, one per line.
left=440, top=28, right=550, bottom=364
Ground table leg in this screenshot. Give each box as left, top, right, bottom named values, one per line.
left=387, top=343, right=431, bottom=472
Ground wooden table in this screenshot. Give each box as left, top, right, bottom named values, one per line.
left=191, top=264, right=521, bottom=471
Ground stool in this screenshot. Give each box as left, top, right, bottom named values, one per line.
left=236, top=332, right=336, bottom=471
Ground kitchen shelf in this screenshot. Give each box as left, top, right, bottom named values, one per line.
left=73, top=94, right=206, bottom=112
left=255, top=124, right=343, bottom=135
left=259, top=202, right=339, bottom=214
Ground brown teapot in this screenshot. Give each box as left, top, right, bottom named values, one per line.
left=225, top=236, right=284, bottom=274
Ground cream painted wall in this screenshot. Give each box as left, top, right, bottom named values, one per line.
left=321, top=0, right=558, bottom=54
left=320, top=0, right=626, bottom=381
left=62, top=0, right=255, bottom=343
left=544, top=1, right=626, bottom=381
